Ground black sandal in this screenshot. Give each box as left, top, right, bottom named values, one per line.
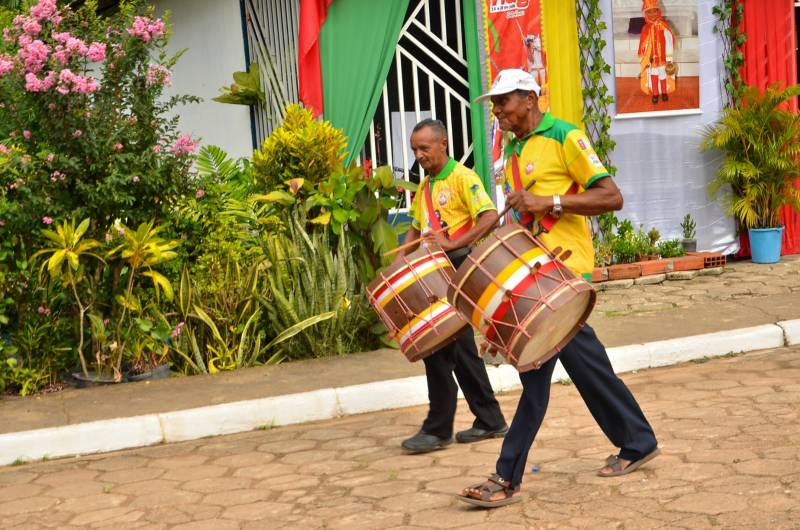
left=457, top=473, right=522, bottom=508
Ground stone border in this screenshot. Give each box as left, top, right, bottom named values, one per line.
left=1, top=320, right=797, bottom=466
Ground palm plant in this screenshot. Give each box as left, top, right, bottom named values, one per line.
left=701, top=84, right=800, bottom=228
left=32, top=218, right=104, bottom=377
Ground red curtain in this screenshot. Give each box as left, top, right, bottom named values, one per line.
left=738, top=0, right=800, bottom=256
left=298, top=0, right=334, bottom=118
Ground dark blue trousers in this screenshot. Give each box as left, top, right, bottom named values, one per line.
left=496, top=324, right=657, bottom=487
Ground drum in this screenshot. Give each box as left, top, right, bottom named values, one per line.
left=447, top=224, right=596, bottom=372
left=367, top=246, right=469, bottom=362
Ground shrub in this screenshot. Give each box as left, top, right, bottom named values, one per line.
left=657, top=238, right=685, bottom=258
left=252, top=104, right=346, bottom=191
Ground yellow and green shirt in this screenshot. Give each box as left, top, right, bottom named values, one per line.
left=409, top=158, right=495, bottom=239
left=503, top=112, right=611, bottom=279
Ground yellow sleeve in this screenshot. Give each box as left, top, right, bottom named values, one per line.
left=457, top=168, right=496, bottom=221
left=408, top=179, right=424, bottom=230
left=564, top=129, right=610, bottom=189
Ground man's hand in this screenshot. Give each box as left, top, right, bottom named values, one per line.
left=506, top=190, right=552, bottom=217
left=423, top=230, right=458, bottom=252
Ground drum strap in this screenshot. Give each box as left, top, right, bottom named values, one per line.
left=422, top=178, right=443, bottom=234
left=423, top=176, right=477, bottom=244
left=510, top=151, right=579, bottom=234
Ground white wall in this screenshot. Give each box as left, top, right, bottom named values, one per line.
left=600, top=0, right=737, bottom=254
left=155, top=0, right=253, bottom=159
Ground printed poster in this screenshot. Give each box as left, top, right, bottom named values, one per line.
left=483, top=0, right=548, bottom=171
left=612, top=0, right=700, bottom=116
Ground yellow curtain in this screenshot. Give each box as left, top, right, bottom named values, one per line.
left=542, top=0, right=584, bottom=129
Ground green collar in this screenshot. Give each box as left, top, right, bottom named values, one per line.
left=429, top=158, right=456, bottom=182
left=504, top=112, right=556, bottom=158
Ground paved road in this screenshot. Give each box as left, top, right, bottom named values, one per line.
left=2, top=345, right=799, bottom=529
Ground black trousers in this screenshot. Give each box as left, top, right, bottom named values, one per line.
left=421, top=326, right=506, bottom=438
left=496, top=324, right=657, bottom=487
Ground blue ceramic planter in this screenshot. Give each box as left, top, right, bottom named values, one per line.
left=749, top=226, right=784, bottom=264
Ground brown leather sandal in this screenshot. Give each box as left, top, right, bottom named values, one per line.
left=597, top=447, right=661, bottom=477
left=456, top=473, right=522, bottom=508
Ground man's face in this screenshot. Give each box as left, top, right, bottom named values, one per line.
left=490, top=91, right=535, bottom=133
left=410, top=126, right=448, bottom=174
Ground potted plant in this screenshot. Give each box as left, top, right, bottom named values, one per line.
left=701, top=84, right=800, bottom=263
left=680, top=214, right=697, bottom=253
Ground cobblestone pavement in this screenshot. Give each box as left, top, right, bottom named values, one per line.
left=593, top=255, right=800, bottom=318
left=2, top=345, right=799, bottom=529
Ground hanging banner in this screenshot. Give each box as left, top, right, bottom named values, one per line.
left=612, top=0, right=700, bottom=116
left=482, top=0, right=548, bottom=171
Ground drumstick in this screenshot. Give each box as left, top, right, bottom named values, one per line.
left=471, top=178, right=538, bottom=242
left=382, top=226, right=448, bottom=257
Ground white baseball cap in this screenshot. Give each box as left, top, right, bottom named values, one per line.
left=475, top=69, right=541, bottom=102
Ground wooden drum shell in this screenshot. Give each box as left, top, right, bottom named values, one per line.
left=367, top=247, right=468, bottom=362
left=447, top=224, right=596, bottom=372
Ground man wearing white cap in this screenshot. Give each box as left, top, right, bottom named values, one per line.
left=457, top=69, right=659, bottom=508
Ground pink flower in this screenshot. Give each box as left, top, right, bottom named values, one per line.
left=171, top=135, right=198, bottom=156
left=114, top=143, right=123, bottom=151
left=42, top=216, right=53, bottom=225
left=18, top=39, right=50, bottom=74
left=87, top=42, right=106, bottom=62
left=72, top=129, right=82, bottom=137
left=127, top=16, right=165, bottom=42
left=46, top=153, right=54, bottom=162
left=0, top=145, right=10, bottom=155
left=51, top=31, right=70, bottom=43
left=37, top=306, right=51, bottom=316
left=146, top=63, right=171, bottom=87
left=52, top=47, right=69, bottom=64
left=2, top=28, right=14, bottom=43
left=195, top=189, right=205, bottom=198
left=50, top=170, right=64, bottom=182
left=65, top=36, right=88, bottom=56
left=30, top=0, right=58, bottom=21
left=22, top=17, right=42, bottom=36
left=132, top=175, right=140, bottom=183
left=170, top=321, right=185, bottom=338
left=22, top=130, right=31, bottom=139
left=152, top=145, right=162, bottom=154
left=9, top=131, right=16, bottom=137
left=17, top=33, right=32, bottom=47
left=0, top=55, right=14, bottom=77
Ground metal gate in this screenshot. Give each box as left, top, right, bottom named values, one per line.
left=242, top=0, right=300, bottom=145
left=362, top=0, right=475, bottom=210
left=242, top=0, right=476, bottom=211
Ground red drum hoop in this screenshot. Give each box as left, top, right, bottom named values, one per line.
left=366, top=246, right=468, bottom=362
left=447, top=224, right=596, bottom=372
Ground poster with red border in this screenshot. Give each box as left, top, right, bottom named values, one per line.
left=482, top=0, right=548, bottom=172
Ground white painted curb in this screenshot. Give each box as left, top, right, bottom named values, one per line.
left=0, top=322, right=795, bottom=466
left=777, top=319, right=800, bottom=346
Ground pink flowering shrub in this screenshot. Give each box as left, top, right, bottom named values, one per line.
left=0, top=0, right=199, bottom=244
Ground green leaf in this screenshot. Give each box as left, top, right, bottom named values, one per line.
left=264, top=311, right=336, bottom=351
left=252, top=191, right=296, bottom=206
left=142, top=270, right=174, bottom=301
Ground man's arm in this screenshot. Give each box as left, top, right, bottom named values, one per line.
left=505, top=176, right=623, bottom=218
left=423, top=209, right=499, bottom=252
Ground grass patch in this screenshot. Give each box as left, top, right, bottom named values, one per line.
left=10, top=458, right=26, bottom=466
left=557, top=378, right=573, bottom=386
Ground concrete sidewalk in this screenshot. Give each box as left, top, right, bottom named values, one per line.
left=1, top=256, right=798, bottom=465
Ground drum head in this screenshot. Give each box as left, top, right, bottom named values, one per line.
left=404, top=313, right=468, bottom=362
left=514, top=287, right=595, bottom=371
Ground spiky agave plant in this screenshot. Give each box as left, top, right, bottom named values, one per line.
left=701, top=84, right=800, bottom=229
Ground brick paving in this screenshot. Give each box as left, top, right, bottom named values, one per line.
left=593, top=255, right=800, bottom=318
left=2, top=344, right=799, bottom=529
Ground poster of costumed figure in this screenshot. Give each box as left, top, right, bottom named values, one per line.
left=482, top=0, right=548, bottom=173
left=612, top=0, right=699, bottom=116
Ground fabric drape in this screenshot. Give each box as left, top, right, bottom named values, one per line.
left=463, top=0, right=491, bottom=193
left=320, top=0, right=410, bottom=166
left=541, top=0, right=584, bottom=129
left=739, top=0, right=799, bottom=256
left=298, top=0, right=333, bottom=117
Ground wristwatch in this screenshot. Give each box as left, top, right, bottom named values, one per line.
left=551, top=194, right=563, bottom=219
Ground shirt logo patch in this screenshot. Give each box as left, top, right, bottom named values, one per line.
left=588, top=154, right=604, bottom=168
left=525, top=163, right=534, bottom=175
left=577, top=139, right=587, bottom=150
left=437, top=188, right=451, bottom=206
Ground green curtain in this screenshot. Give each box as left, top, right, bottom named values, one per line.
left=462, top=0, right=491, bottom=194
left=320, top=0, right=410, bottom=166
